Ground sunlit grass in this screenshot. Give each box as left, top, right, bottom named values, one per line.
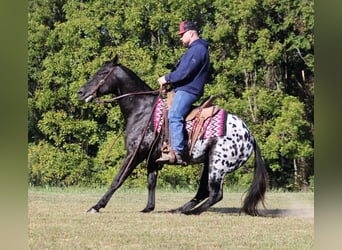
left=29, top=188, right=313, bottom=249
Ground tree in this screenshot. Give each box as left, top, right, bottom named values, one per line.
left=263, top=96, right=313, bottom=189
left=206, top=0, right=314, bottom=189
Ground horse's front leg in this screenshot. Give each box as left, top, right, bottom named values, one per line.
left=87, top=155, right=138, bottom=213
left=141, top=167, right=158, bottom=213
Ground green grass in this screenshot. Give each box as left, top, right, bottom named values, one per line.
left=29, top=188, right=313, bottom=249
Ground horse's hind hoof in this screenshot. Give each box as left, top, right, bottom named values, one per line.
left=87, top=207, right=99, bottom=213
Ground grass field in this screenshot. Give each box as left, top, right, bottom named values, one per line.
left=28, top=188, right=313, bottom=249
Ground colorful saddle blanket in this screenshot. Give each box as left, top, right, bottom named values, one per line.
left=153, top=97, right=227, bottom=139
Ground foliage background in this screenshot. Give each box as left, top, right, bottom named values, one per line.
left=28, top=0, right=314, bottom=191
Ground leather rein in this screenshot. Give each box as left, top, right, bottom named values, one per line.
left=89, top=65, right=160, bottom=104
left=90, top=66, right=163, bottom=186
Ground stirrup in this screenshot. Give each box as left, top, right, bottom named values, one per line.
left=156, top=152, right=172, bottom=163
left=156, top=151, right=187, bottom=166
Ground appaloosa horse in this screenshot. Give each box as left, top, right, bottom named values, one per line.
left=77, top=55, right=267, bottom=216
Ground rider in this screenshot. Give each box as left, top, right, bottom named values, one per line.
left=156, top=20, right=210, bottom=164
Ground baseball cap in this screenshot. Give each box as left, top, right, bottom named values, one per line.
left=177, top=21, right=199, bottom=35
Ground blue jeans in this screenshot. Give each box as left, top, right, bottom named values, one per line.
left=168, top=90, right=200, bottom=153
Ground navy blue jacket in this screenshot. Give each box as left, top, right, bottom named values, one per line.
left=165, top=38, right=210, bottom=97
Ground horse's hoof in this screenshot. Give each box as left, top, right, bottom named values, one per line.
left=87, top=207, right=99, bottom=213
left=141, top=206, right=154, bottom=213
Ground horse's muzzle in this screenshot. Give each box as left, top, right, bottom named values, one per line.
left=77, top=88, right=94, bottom=102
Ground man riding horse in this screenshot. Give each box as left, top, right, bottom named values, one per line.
left=156, top=20, right=210, bottom=165
left=77, top=22, right=267, bottom=216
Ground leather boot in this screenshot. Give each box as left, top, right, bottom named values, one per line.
left=174, top=152, right=187, bottom=166
left=156, top=151, right=187, bottom=166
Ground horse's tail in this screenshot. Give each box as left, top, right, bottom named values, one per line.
left=241, top=140, right=267, bottom=216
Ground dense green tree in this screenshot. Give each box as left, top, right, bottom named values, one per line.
left=205, top=0, right=314, bottom=189
left=28, top=0, right=314, bottom=190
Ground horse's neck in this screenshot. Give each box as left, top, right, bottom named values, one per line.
left=121, top=79, right=151, bottom=93
left=117, top=66, right=152, bottom=93
left=118, top=94, right=156, bottom=130
left=115, top=66, right=155, bottom=126
left=116, top=81, right=154, bottom=123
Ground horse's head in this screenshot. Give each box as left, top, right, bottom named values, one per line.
left=78, top=55, right=154, bottom=103
left=78, top=55, right=121, bottom=102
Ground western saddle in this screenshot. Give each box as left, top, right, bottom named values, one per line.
left=159, top=90, right=220, bottom=165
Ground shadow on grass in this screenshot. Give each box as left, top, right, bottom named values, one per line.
left=208, top=207, right=314, bottom=218
left=94, top=206, right=313, bottom=218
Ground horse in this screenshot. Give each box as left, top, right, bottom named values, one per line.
left=77, top=55, right=267, bottom=216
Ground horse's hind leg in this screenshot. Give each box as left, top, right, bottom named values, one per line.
left=183, top=177, right=223, bottom=215
left=168, top=163, right=209, bottom=213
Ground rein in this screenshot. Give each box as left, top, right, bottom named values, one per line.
left=90, top=64, right=164, bottom=188
left=115, top=90, right=162, bottom=187
left=96, top=85, right=163, bottom=188
left=89, top=64, right=159, bottom=103
left=95, top=90, right=160, bottom=104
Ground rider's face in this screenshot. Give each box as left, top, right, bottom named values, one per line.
left=179, top=30, right=192, bottom=47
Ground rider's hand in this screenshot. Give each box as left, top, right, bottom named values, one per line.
left=158, top=76, right=167, bottom=87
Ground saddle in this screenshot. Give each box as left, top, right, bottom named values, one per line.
left=160, top=91, right=220, bottom=160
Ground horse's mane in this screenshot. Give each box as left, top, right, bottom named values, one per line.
left=118, top=64, right=142, bottom=81
left=117, top=64, right=153, bottom=91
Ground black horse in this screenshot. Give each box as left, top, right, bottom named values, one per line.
left=77, top=55, right=267, bottom=216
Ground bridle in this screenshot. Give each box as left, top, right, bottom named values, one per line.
left=88, top=66, right=116, bottom=100
left=88, top=65, right=160, bottom=104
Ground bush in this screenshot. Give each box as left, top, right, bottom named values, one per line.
left=309, top=175, right=314, bottom=191
left=28, top=141, right=95, bottom=187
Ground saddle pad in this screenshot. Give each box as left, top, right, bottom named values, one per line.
left=153, top=97, right=227, bottom=139
left=186, top=108, right=227, bottom=139
left=153, top=97, right=166, bottom=132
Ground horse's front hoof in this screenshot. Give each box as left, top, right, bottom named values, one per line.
left=87, top=207, right=99, bottom=213
left=141, top=207, right=154, bottom=213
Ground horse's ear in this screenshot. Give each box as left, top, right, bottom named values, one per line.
left=111, top=55, right=118, bottom=65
